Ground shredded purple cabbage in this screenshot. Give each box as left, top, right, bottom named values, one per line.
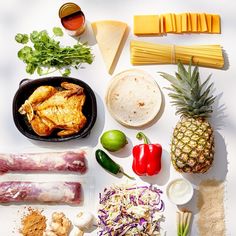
left=98, top=184, right=165, bottom=236
left=126, top=185, right=148, bottom=190
left=114, top=215, right=121, bottom=222
left=98, top=215, right=107, bottom=226
left=99, top=209, right=107, bottom=215
left=139, top=218, right=147, bottom=225
left=138, top=198, right=145, bottom=205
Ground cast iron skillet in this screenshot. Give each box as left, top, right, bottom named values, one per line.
left=12, top=76, right=97, bottom=142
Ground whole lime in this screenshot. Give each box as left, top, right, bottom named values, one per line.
left=100, top=130, right=128, bottom=152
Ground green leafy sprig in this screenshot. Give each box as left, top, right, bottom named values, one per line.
left=15, top=27, right=93, bottom=76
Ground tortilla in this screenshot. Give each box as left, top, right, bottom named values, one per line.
left=105, top=69, right=162, bottom=127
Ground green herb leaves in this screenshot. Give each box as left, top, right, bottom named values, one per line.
left=15, top=28, right=93, bottom=76
left=15, top=34, right=29, bottom=44
left=53, top=27, right=64, bottom=36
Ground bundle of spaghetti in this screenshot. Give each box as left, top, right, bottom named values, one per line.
left=130, top=40, right=224, bottom=69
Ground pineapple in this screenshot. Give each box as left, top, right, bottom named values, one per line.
left=160, top=61, right=215, bottom=173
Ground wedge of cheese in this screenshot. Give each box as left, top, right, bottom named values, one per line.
left=91, top=20, right=128, bottom=74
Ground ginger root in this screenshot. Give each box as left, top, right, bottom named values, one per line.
left=45, top=212, right=71, bottom=236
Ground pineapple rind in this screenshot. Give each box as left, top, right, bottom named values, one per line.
left=171, top=117, right=214, bottom=173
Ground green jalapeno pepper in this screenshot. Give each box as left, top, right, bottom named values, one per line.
left=95, top=149, right=135, bottom=180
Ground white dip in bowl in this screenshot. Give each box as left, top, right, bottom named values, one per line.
left=166, top=178, right=193, bottom=205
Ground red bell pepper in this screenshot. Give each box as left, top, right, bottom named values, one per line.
left=132, top=132, right=162, bottom=176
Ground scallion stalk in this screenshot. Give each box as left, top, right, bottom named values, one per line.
left=177, top=211, right=192, bottom=236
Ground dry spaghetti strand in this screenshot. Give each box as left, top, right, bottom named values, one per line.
left=130, top=40, right=224, bottom=69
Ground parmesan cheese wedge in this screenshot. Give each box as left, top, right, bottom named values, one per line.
left=91, top=20, right=128, bottom=74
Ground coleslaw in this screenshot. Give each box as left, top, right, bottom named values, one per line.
left=98, top=184, right=165, bottom=235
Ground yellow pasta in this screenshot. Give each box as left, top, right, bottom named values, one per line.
left=130, top=40, right=224, bottom=69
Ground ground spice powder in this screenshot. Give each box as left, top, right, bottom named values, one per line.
left=197, top=179, right=226, bottom=236
left=20, top=208, right=47, bottom=236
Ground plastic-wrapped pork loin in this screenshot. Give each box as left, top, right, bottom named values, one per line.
left=0, top=182, right=81, bottom=204
left=0, top=149, right=88, bottom=174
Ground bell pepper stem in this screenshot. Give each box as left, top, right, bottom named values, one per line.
left=136, top=132, right=149, bottom=144
left=119, top=170, right=135, bottom=180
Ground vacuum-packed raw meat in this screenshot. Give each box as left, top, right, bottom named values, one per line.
left=0, top=150, right=87, bottom=174
left=0, top=181, right=81, bottom=204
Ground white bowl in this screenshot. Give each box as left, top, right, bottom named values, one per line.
left=166, top=178, right=194, bottom=205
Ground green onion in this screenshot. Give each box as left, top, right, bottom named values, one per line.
left=177, top=210, right=192, bottom=236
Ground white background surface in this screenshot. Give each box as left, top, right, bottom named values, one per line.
left=0, top=0, right=236, bottom=235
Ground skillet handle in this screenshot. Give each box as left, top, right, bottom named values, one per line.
left=19, top=78, right=31, bottom=87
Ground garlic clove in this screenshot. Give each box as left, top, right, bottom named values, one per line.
left=50, top=222, right=61, bottom=231
left=74, top=228, right=84, bottom=236
left=74, top=211, right=94, bottom=231
left=44, top=230, right=57, bottom=236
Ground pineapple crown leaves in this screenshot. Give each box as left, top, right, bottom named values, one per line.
left=159, top=61, right=216, bottom=118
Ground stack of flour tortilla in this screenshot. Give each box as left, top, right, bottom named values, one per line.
left=105, top=69, right=162, bottom=127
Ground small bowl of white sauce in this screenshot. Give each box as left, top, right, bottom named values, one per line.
left=166, top=178, right=193, bottom=205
